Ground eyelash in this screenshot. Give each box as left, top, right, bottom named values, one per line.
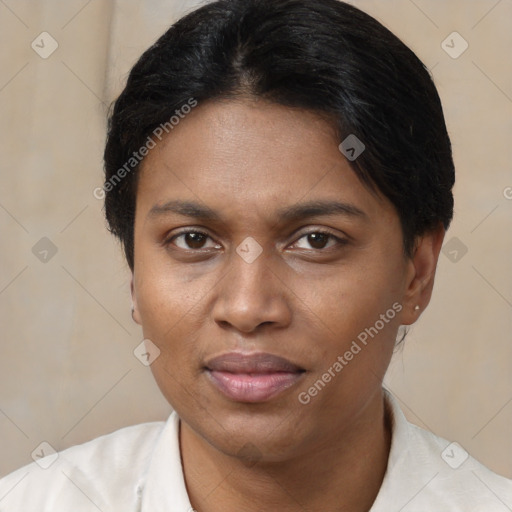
left=165, top=228, right=347, bottom=252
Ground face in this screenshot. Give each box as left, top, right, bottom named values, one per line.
left=131, top=97, right=442, bottom=461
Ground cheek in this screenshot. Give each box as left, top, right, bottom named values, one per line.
left=299, top=252, right=406, bottom=380
left=135, top=242, right=208, bottom=321
left=311, top=256, right=404, bottom=330
left=137, top=270, right=207, bottom=408
left=134, top=263, right=205, bottom=363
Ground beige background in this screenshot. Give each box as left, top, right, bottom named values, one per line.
left=0, top=0, right=511, bottom=479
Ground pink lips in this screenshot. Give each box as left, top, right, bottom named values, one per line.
left=204, top=352, right=305, bottom=403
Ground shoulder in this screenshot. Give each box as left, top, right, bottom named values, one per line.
left=374, top=391, right=512, bottom=511
left=0, top=420, right=166, bottom=512
left=409, top=421, right=512, bottom=505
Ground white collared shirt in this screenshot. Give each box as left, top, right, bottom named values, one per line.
left=1, top=390, right=511, bottom=511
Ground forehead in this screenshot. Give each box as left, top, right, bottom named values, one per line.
left=136, top=98, right=392, bottom=224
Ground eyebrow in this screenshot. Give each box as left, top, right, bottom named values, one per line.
left=276, top=200, right=367, bottom=222
left=147, top=199, right=368, bottom=223
left=148, top=200, right=222, bottom=222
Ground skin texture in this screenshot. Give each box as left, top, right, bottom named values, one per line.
left=131, top=97, right=444, bottom=512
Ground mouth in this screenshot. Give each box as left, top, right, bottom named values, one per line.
left=204, top=352, right=306, bottom=403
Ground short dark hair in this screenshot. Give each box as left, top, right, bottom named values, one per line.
left=103, top=0, right=455, bottom=271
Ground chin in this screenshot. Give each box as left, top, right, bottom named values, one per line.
left=200, top=405, right=310, bottom=458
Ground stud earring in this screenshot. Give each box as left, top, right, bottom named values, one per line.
left=414, top=305, right=420, bottom=311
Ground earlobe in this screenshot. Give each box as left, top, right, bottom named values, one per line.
left=401, top=224, right=445, bottom=325
left=130, top=274, right=142, bottom=325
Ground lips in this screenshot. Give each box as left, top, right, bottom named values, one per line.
left=204, top=352, right=305, bottom=402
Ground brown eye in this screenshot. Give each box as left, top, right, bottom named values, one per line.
left=306, top=233, right=329, bottom=249
left=182, top=232, right=207, bottom=249
left=293, top=231, right=346, bottom=251
left=169, top=230, right=220, bottom=250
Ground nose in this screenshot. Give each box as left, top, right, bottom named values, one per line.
left=211, top=247, right=292, bottom=334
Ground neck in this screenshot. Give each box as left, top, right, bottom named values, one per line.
left=180, top=389, right=392, bottom=512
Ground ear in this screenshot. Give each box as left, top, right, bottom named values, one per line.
left=130, top=273, right=142, bottom=325
left=400, top=224, right=445, bottom=325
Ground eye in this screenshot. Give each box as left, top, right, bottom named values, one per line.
left=292, top=230, right=347, bottom=250
left=167, top=230, right=221, bottom=250
left=165, top=228, right=347, bottom=252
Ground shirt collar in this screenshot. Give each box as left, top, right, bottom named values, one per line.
left=139, top=388, right=412, bottom=511
left=369, top=387, right=437, bottom=511
left=381, top=387, right=411, bottom=472
left=140, top=410, right=193, bottom=512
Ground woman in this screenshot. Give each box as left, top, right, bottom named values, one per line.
left=1, top=0, right=511, bottom=510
